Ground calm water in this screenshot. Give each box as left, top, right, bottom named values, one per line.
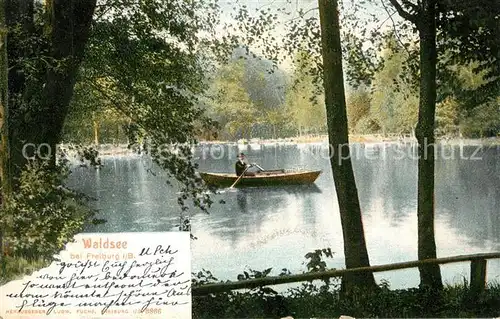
left=66, top=142, right=500, bottom=289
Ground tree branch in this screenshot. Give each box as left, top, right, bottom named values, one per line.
left=380, top=0, right=412, bottom=56
left=89, top=81, right=141, bottom=126
left=256, top=0, right=278, bottom=12
left=400, top=0, right=419, bottom=13
left=387, top=0, right=418, bottom=23
left=284, top=7, right=319, bottom=24
left=376, top=10, right=397, bottom=30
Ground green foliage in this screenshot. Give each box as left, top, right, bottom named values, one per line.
left=192, top=247, right=338, bottom=319
left=354, top=116, right=381, bottom=134
left=436, top=96, right=460, bottom=136
left=204, top=47, right=310, bottom=140
left=369, top=37, right=419, bottom=135
left=4, top=0, right=231, bottom=228
left=193, top=248, right=500, bottom=318
left=341, top=32, right=498, bottom=138
left=208, top=59, right=257, bottom=139
left=7, top=2, right=52, bottom=115
left=194, top=278, right=500, bottom=318
left=436, top=62, right=500, bottom=138
left=204, top=48, right=327, bottom=140
left=460, top=97, right=500, bottom=138
left=346, top=87, right=371, bottom=132
left=304, top=247, right=333, bottom=272
left=263, top=109, right=291, bottom=138
left=436, top=0, right=500, bottom=109
left=0, top=157, right=103, bottom=260
left=285, top=51, right=327, bottom=136
left=341, top=33, right=419, bottom=136
left=64, top=0, right=228, bottom=215
left=0, top=255, right=50, bottom=285
left=63, top=82, right=130, bottom=145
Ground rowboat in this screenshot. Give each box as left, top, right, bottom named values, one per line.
left=199, top=169, right=322, bottom=188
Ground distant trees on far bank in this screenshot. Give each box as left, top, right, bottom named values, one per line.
left=346, top=36, right=499, bottom=139
left=60, top=38, right=498, bottom=144
left=203, top=41, right=499, bottom=141
left=203, top=49, right=328, bottom=141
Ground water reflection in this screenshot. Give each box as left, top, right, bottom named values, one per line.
left=66, top=143, right=500, bottom=288
left=236, top=190, right=247, bottom=212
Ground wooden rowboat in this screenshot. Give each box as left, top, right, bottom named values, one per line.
left=199, top=169, right=322, bottom=188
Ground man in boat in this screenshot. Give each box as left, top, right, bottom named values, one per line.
left=235, top=153, right=256, bottom=176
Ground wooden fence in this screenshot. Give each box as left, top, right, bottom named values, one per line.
left=192, top=252, right=500, bottom=296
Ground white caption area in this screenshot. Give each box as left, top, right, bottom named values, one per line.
left=1, top=232, right=191, bottom=319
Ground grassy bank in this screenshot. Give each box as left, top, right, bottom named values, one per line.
left=193, top=281, right=500, bottom=318
left=0, top=256, right=49, bottom=285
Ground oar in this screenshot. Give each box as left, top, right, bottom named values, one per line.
left=253, top=163, right=265, bottom=172
left=230, top=165, right=251, bottom=189
left=253, top=163, right=284, bottom=173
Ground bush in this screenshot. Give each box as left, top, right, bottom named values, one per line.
left=0, top=255, right=50, bottom=285
left=0, top=158, right=103, bottom=261
left=354, top=116, right=381, bottom=134
left=193, top=276, right=500, bottom=318
left=192, top=249, right=500, bottom=318
left=459, top=98, right=500, bottom=138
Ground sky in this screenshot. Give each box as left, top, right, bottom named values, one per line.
left=215, top=0, right=319, bottom=71
left=212, top=0, right=397, bottom=72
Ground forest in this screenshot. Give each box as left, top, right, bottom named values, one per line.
left=0, top=0, right=499, bottom=317
left=63, top=39, right=499, bottom=143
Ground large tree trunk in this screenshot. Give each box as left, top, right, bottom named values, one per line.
left=7, top=0, right=96, bottom=181
left=415, top=0, right=443, bottom=290
left=93, top=112, right=99, bottom=145
left=318, top=0, right=377, bottom=292
left=0, top=0, right=11, bottom=198
left=1, top=0, right=12, bottom=270
left=5, top=0, right=34, bottom=180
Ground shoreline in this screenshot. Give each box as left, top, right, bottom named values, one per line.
left=199, top=134, right=500, bottom=144
left=59, top=135, right=500, bottom=157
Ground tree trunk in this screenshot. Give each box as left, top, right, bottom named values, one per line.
left=116, top=122, right=120, bottom=145
left=415, top=0, right=443, bottom=290
left=8, top=0, right=97, bottom=181
left=5, top=0, right=34, bottom=180
left=318, top=0, right=377, bottom=292
left=92, top=111, right=99, bottom=145
left=0, top=0, right=10, bottom=198
left=94, top=120, right=99, bottom=145
left=0, top=0, right=12, bottom=271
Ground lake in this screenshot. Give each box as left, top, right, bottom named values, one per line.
left=66, top=142, right=500, bottom=289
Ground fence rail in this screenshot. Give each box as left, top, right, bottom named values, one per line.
left=192, top=252, right=500, bottom=296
